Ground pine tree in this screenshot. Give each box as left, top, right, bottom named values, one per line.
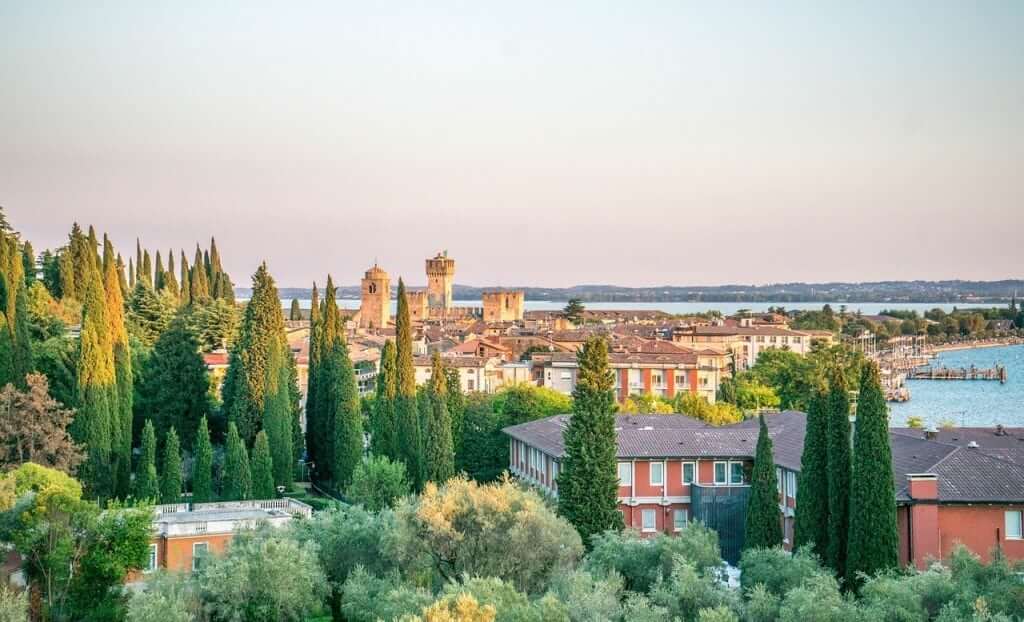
left=137, top=316, right=209, bottom=447
left=557, top=336, right=623, bottom=546
left=424, top=352, right=454, bottom=484
left=135, top=419, right=160, bottom=501
left=250, top=430, right=275, bottom=499
left=793, top=389, right=830, bottom=555
left=262, top=338, right=295, bottom=490
left=289, top=298, right=302, bottom=320
left=160, top=427, right=183, bottom=504
left=192, top=415, right=214, bottom=503
left=825, top=367, right=852, bottom=579
left=222, top=422, right=251, bottom=500
left=394, top=279, right=423, bottom=489
left=846, top=362, right=898, bottom=586
left=72, top=243, right=116, bottom=500
left=371, top=339, right=398, bottom=459
left=221, top=263, right=287, bottom=446
left=103, top=236, right=133, bottom=498
left=744, top=414, right=783, bottom=550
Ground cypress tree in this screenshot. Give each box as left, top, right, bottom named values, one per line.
left=103, top=236, right=133, bottom=499
left=304, top=283, right=321, bottom=471
left=262, top=338, right=295, bottom=490
left=128, top=258, right=135, bottom=289
left=209, top=237, right=224, bottom=299
left=330, top=331, right=363, bottom=489
left=221, top=263, right=287, bottom=446
left=846, top=362, right=898, bottom=586
left=142, top=249, right=152, bottom=287
left=21, top=240, right=34, bottom=285
left=371, top=339, right=398, bottom=459
left=287, top=352, right=304, bottom=465
left=203, top=249, right=212, bottom=282
left=0, top=228, right=32, bottom=388
left=160, top=427, right=183, bottom=504
left=135, top=419, right=160, bottom=501
left=192, top=415, right=214, bottom=503
left=116, top=253, right=128, bottom=296
left=58, top=246, right=76, bottom=300
left=743, top=414, right=783, bottom=550
left=179, top=250, right=191, bottom=306
left=424, top=352, right=454, bottom=484
left=445, top=365, right=465, bottom=456
left=190, top=245, right=209, bottom=301
left=557, top=336, right=623, bottom=546
left=69, top=224, right=91, bottom=297
left=793, top=388, right=831, bottom=555
left=135, top=239, right=143, bottom=288
left=138, top=316, right=209, bottom=449
left=825, top=368, right=852, bottom=578
left=250, top=430, right=275, bottom=499
left=222, top=422, right=252, bottom=500
left=289, top=298, right=302, bottom=320
left=154, top=250, right=164, bottom=291
left=394, top=279, right=423, bottom=490
left=72, top=245, right=116, bottom=500
left=310, top=277, right=340, bottom=481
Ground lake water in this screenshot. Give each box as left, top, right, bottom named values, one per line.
left=280, top=299, right=996, bottom=316
left=888, top=345, right=1024, bottom=428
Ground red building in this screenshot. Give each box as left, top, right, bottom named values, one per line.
left=504, top=412, right=1024, bottom=567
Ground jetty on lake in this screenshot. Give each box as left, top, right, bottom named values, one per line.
left=908, top=364, right=1008, bottom=384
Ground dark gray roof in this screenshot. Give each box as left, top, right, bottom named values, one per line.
left=504, top=412, right=1024, bottom=504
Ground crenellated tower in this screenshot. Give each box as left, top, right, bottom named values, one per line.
left=425, top=251, right=455, bottom=310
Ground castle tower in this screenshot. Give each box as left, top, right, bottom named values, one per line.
left=359, top=264, right=390, bottom=329
left=482, top=290, right=525, bottom=322
left=425, top=251, right=455, bottom=309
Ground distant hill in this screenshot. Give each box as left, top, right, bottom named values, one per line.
left=241, top=280, right=1024, bottom=304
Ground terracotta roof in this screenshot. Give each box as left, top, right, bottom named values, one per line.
left=414, top=356, right=493, bottom=368
left=450, top=338, right=510, bottom=354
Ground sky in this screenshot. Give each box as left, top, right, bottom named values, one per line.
left=2, top=1, right=1023, bottom=289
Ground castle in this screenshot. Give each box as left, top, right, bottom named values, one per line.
left=357, top=252, right=524, bottom=328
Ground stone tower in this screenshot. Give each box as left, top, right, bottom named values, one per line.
left=482, top=290, right=525, bottom=322
left=425, top=251, right=455, bottom=309
left=359, top=264, right=390, bottom=329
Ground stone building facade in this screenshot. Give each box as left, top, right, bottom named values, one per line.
left=482, top=290, right=525, bottom=322
left=359, top=264, right=390, bottom=329
left=426, top=251, right=456, bottom=309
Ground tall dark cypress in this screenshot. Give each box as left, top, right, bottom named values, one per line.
left=222, top=422, right=251, bottom=501
left=557, top=336, right=623, bottom=546
left=154, top=250, right=165, bottom=291
left=743, top=414, right=782, bottom=550
left=371, top=339, right=398, bottom=459
left=445, top=365, right=465, bottom=457
left=846, top=362, right=898, bottom=586
left=190, top=245, right=209, bottom=301
left=160, top=427, right=183, bottom=504
left=0, top=227, right=31, bottom=388
left=289, top=298, right=302, bottom=321
left=69, top=224, right=91, bottom=296
left=825, top=367, right=852, bottom=579
left=135, top=419, right=159, bottom=501
left=424, top=352, right=454, bottom=484
left=330, top=328, right=362, bottom=489
left=135, top=239, right=143, bottom=289
left=142, top=249, right=152, bottom=288
left=192, top=415, right=214, bottom=503
left=311, top=278, right=340, bottom=481
left=304, top=283, right=321, bottom=472
left=128, top=258, right=135, bottom=289
left=21, top=241, right=35, bottom=285
left=394, top=279, right=423, bottom=490
left=221, top=263, right=287, bottom=446
left=794, top=388, right=831, bottom=555
left=103, top=236, right=133, bottom=499
left=179, top=251, right=191, bottom=307
left=73, top=244, right=116, bottom=500
left=116, top=253, right=128, bottom=297
left=262, top=337, right=295, bottom=490
left=251, top=430, right=275, bottom=500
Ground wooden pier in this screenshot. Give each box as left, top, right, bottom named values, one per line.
left=908, top=365, right=1008, bottom=383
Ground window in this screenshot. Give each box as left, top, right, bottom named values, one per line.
left=467, top=379, right=475, bottom=391
left=776, top=468, right=783, bottom=495
left=714, top=462, right=727, bottom=485
left=675, top=374, right=687, bottom=387
left=650, top=462, right=664, bottom=486
left=560, top=371, right=572, bottom=380
left=673, top=509, right=689, bottom=531
left=652, top=372, right=663, bottom=386
left=641, top=509, right=656, bottom=533
left=786, top=471, right=798, bottom=498
left=145, top=543, right=157, bottom=572
left=682, top=462, right=695, bottom=485
left=617, top=462, right=632, bottom=486
left=192, top=542, right=209, bottom=571
left=1006, top=511, right=1023, bottom=540
left=730, top=462, right=744, bottom=485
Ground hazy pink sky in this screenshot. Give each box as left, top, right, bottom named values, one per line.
left=3, top=2, right=1022, bottom=288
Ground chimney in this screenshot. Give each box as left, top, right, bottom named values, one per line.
left=995, top=424, right=1006, bottom=437
left=924, top=425, right=939, bottom=440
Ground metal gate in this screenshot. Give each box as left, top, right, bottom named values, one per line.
left=691, top=483, right=750, bottom=565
